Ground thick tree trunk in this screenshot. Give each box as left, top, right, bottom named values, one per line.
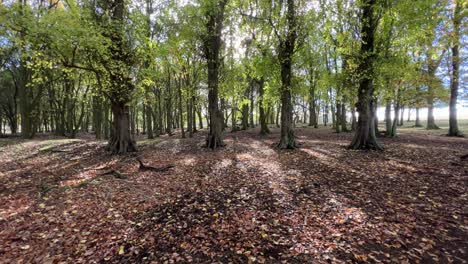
left=448, top=0, right=462, bottom=136
left=107, top=102, right=136, bottom=154
left=349, top=0, right=382, bottom=150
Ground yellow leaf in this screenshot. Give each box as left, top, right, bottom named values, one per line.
left=20, top=245, right=30, bottom=250
left=118, top=246, right=125, bottom=255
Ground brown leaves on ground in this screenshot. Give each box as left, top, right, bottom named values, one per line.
left=0, top=127, right=467, bottom=263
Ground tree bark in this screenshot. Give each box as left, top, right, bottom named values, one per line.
left=107, top=102, right=136, bottom=154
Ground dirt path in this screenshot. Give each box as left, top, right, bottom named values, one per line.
left=0, top=128, right=467, bottom=263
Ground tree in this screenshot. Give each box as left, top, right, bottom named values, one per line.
left=101, top=0, right=137, bottom=153
left=349, top=0, right=383, bottom=150
left=202, top=0, right=228, bottom=149
left=448, top=0, right=463, bottom=137
left=276, top=0, right=299, bottom=149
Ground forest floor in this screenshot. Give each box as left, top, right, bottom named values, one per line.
left=0, top=124, right=467, bottom=263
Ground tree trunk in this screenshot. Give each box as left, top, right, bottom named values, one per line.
left=389, top=94, right=400, bottom=138
left=178, top=78, right=185, bottom=138
left=349, top=0, right=382, bottom=150
left=415, top=107, right=422, bottom=127
left=426, top=95, right=439, bottom=129
left=165, top=78, right=173, bottom=136
left=197, top=107, right=203, bottom=129
left=258, top=79, right=270, bottom=135
left=146, top=102, right=153, bottom=139
left=187, top=97, right=193, bottom=137
left=249, top=82, right=255, bottom=128
left=308, top=72, right=318, bottom=128
left=335, top=101, right=342, bottom=133
left=448, top=0, right=462, bottom=136
left=203, top=1, right=227, bottom=149
left=142, top=103, right=146, bottom=134
left=399, top=106, right=404, bottom=126
left=192, top=96, right=198, bottom=133
left=277, top=0, right=297, bottom=149
left=385, top=100, right=392, bottom=136
left=241, top=86, right=249, bottom=130
left=390, top=101, right=399, bottom=138
left=107, top=102, right=137, bottom=154
left=157, top=89, right=164, bottom=135
left=323, top=98, right=329, bottom=127
left=340, top=103, right=348, bottom=132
